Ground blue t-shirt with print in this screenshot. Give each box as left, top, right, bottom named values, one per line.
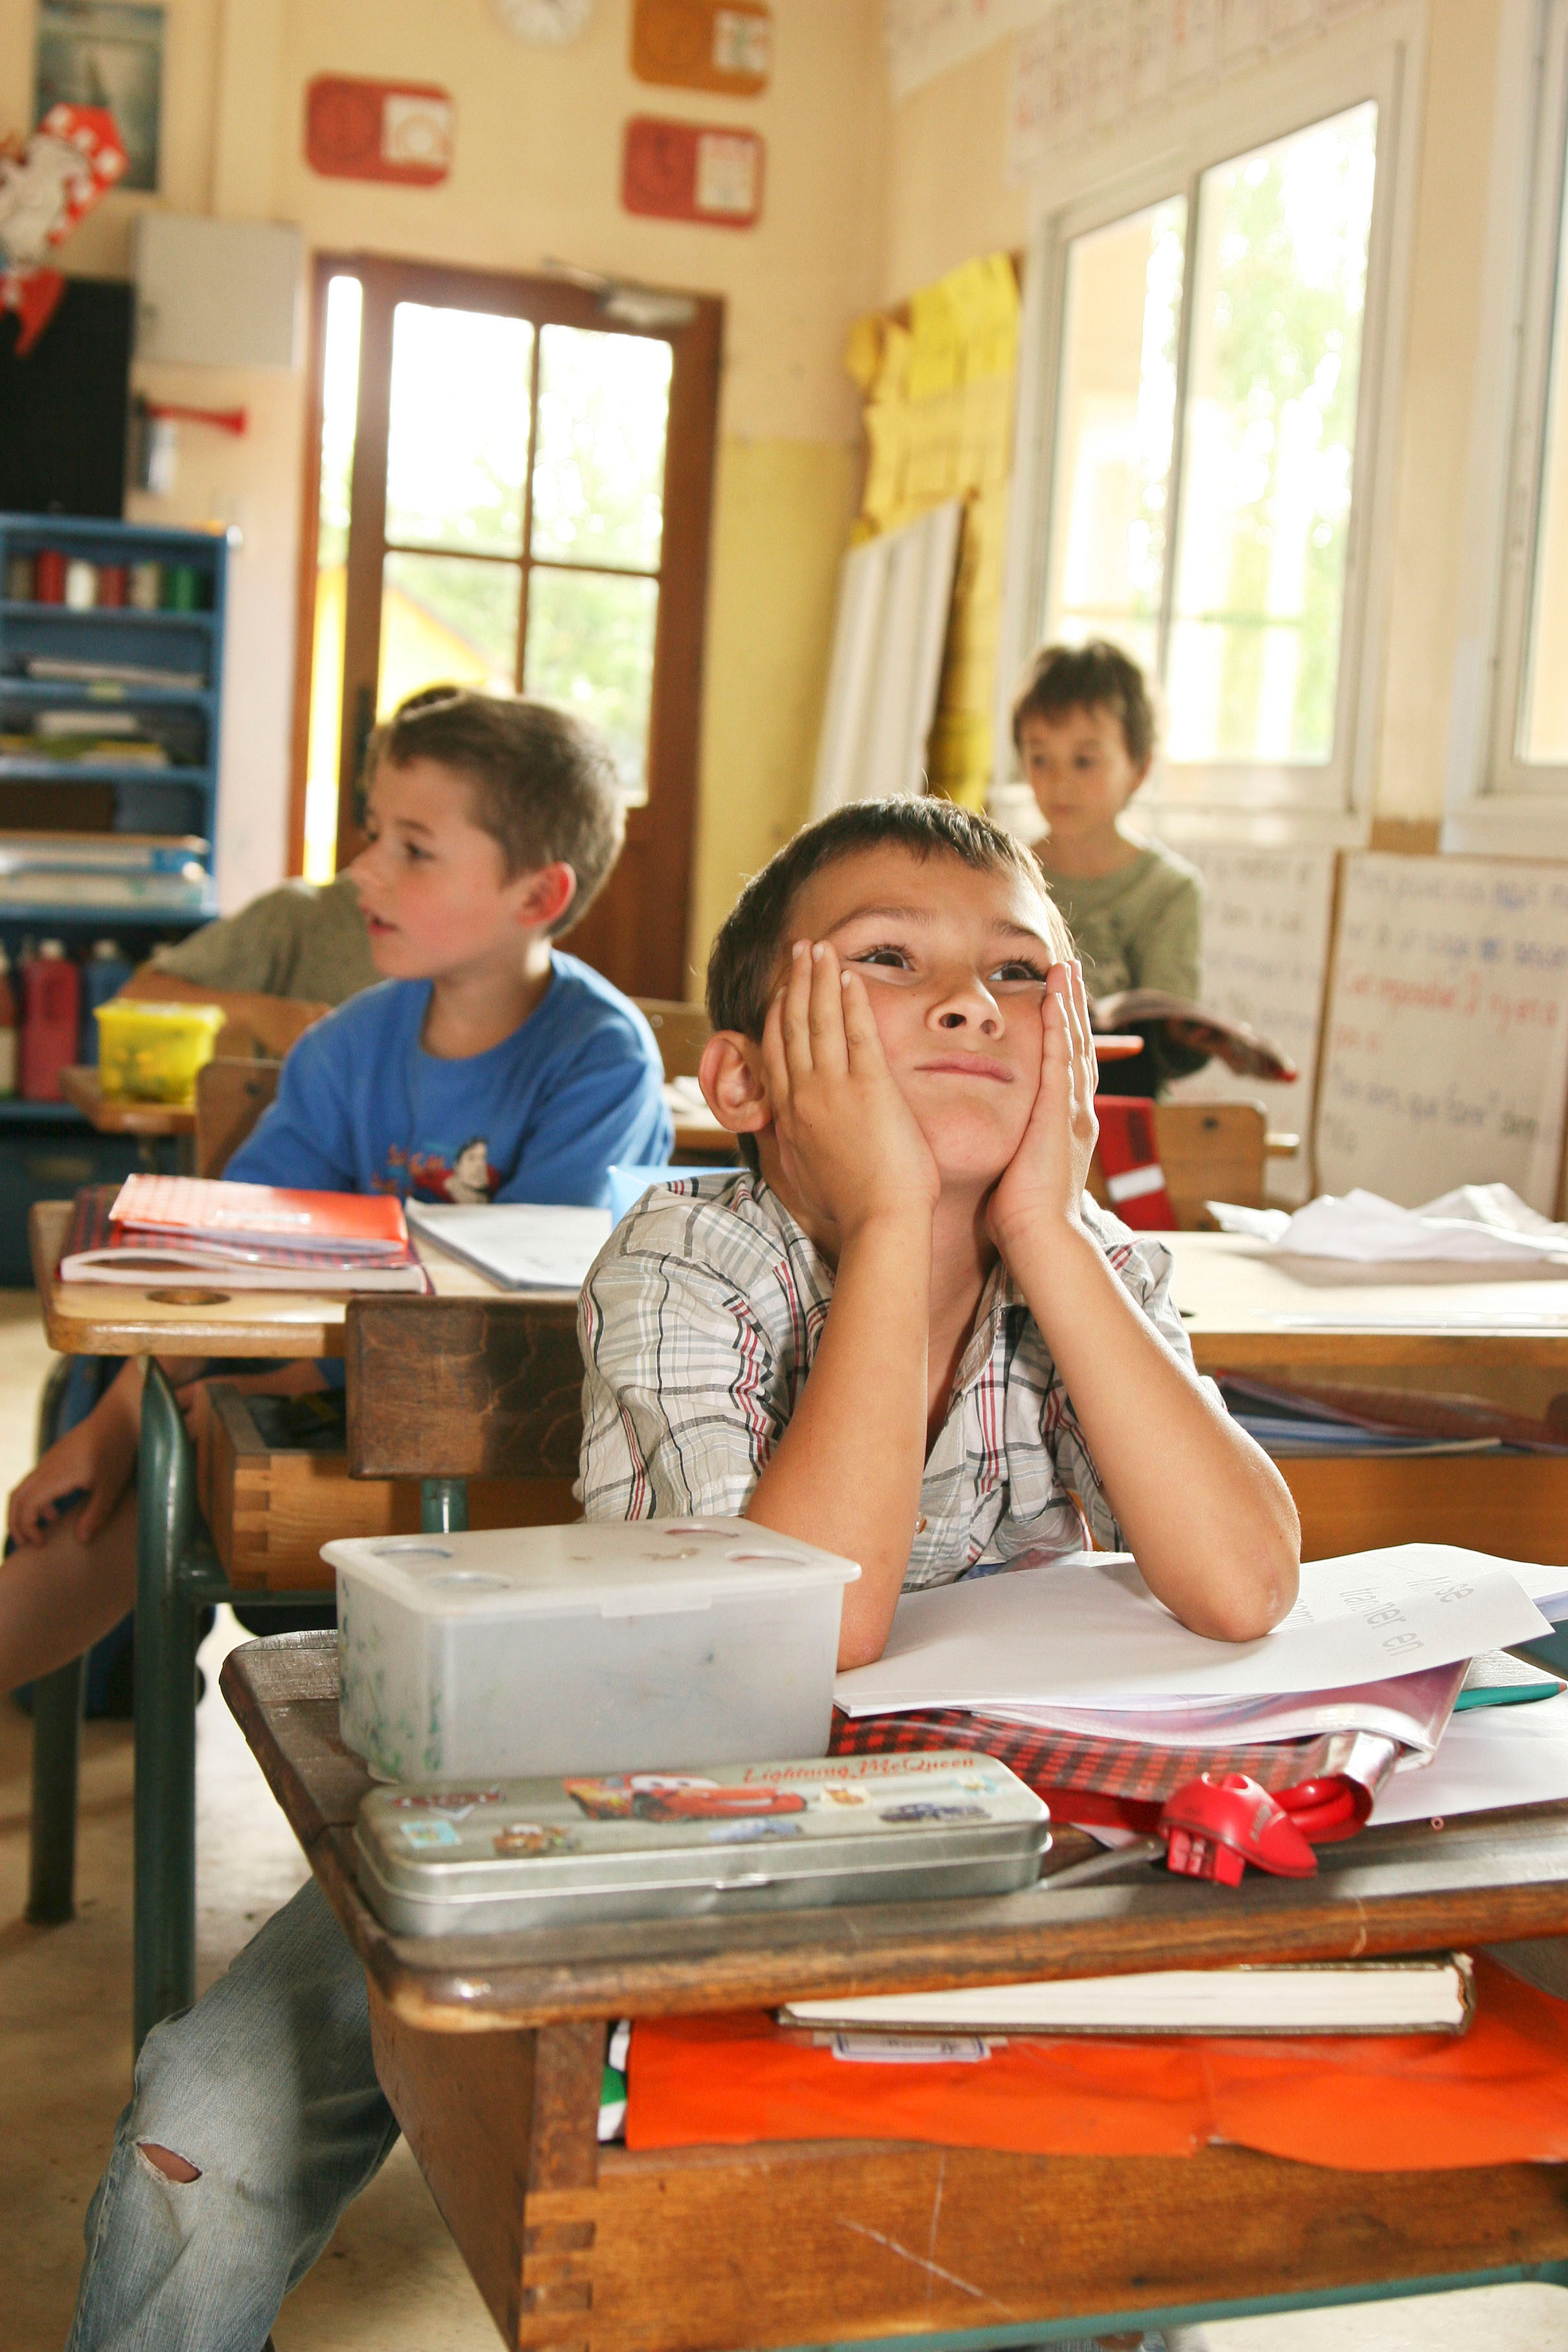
left=226, top=956, right=671, bottom=1208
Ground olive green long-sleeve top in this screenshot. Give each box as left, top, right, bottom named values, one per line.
left=148, top=871, right=376, bottom=1006
left=1039, top=840, right=1205, bottom=1097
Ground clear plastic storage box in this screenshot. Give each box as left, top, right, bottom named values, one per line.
left=323, top=1519, right=862, bottom=1784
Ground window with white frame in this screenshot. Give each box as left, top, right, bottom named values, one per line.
left=1024, top=81, right=1400, bottom=818
left=1492, top=0, right=1568, bottom=796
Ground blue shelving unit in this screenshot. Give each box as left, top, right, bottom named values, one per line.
left=0, top=514, right=229, bottom=1274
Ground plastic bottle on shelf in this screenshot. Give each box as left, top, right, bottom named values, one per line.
left=81, top=938, right=133, bottom=1064
left=20, top=940, right=81, bottom=1102
left=0, top=947, right=16, bottom=1099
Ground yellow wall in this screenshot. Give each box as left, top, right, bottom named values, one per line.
left=0, top=0, right=884, bottom=981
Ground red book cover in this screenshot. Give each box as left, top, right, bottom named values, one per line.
left=110, top=1174, right=410, bottom=1258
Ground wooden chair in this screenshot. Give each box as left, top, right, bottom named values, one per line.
left=1089, top=1099, right=1271, bottom=1228
left=117, top=973, right=329, bottom=1063
left=634, top=997, right=709, bottom=1081
left=194, top=1057, right=282, bottom=1178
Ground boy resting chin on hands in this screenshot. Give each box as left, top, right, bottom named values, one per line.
left=62, top=798, right=1295, bottom=2352
left=581, top=795, right=1299, bottom=1663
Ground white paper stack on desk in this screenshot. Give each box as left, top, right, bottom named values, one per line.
left=833, top=1543, right=1568, bottom=1816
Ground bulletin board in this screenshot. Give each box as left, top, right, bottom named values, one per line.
left=840, top=252, right=1020, bottom=808
left=1315, top=854, right=1568, bottom=1214
left=1165, top=843, right=1337, bottom=1205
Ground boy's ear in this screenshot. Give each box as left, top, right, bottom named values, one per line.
left=513, top=861, right=577, bottom=930
left=698, top=1030, right=772, bottom=1138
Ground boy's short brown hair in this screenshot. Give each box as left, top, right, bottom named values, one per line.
left=707, top=796, right=1070, bottom=1044
left=368, top=692, right=623, bottom=935
left=1011, top=639, right=1156, bottom=768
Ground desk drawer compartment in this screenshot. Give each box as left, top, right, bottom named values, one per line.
left=203, top=1385, right=577, bottom=1590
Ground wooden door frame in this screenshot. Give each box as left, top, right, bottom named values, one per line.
left=286, top=252, right=723, bottom=1000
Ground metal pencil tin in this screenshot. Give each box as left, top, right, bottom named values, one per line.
left=354, top=1752, right=1050, bottom=1937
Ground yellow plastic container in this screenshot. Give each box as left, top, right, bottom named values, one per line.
left=94, top=999, right=227, bottom=1105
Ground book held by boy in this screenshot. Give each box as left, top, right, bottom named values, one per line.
left=1089, top=989, right=1296, bottom=1082
left=58, top=1175, right=431, bottom=1293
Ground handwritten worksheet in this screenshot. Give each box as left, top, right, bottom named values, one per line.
left=835, top=1543, right=1551, bottom=1714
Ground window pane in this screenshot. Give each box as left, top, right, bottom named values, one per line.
left=1521, top=124, right=1568, bottom=763
left=303, top=273, right=363, bottom=882
left=385, top=305, right=533, bottom=557
left=1043, top=196, right=1186, bottom=679
left=524, top=566, right=659, bottom=798
left=379, top=551, right=521, bottom=712
left=1167, top=102, right=1377, bottom=765
left=531, top=325, right=672, bottom=571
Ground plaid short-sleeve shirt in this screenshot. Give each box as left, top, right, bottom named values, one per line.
left=577, top=1171, right=1201, bottom=1588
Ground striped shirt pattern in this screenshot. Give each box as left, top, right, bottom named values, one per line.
left=577, top=1171, right=1201, bottom=1590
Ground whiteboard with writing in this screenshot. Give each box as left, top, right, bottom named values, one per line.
left=1164, top=843, right=1336, bottom=1205
left=1316, top=854, right=1568, bottom=1214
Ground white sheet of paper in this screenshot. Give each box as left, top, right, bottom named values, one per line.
left=405, top=1202, right=610, bottom=1291
left=1370, top=1690, right=1568, bottom=1825
left=833, top=1545, right=1552, bottom=1716
left=1270, top=1184, right=1568, bottom=1267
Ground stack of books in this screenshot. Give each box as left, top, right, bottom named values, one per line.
left=59, top=1175, right=431, bottom=1294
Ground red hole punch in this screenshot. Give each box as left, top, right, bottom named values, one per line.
left=1159, top=1771, right=1319, bottom=1886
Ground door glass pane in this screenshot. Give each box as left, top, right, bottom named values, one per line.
left=379, top=551, right=521, bottom=712
left=531, top=325, right=672, bottom=571
left=1166, top=101, right=1377, bottom=766
left=303, top=273, right=363, bottom=882
left=1520, top=122, right=1568, bottom=762
left=524, top=567, right=659, bottom=798
left=385, top=304, right=533, bottom=557
left=1043, top=196, right=1186, bottom=680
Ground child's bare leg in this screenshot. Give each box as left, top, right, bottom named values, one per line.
left=0, top=1485, right=137, bottom=1691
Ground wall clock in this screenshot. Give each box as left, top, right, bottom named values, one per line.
left=491, top=0, right=597, bottom=43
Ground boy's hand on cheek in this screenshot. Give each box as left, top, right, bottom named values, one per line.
left=986, top=961, right=1099, bottom=1263
left=763, top=940, right=939, bottom=1240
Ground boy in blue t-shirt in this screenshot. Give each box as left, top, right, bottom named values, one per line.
left=1, top=691, right=669, bottom=1694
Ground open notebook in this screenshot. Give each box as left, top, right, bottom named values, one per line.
left=404, top=1201, right=612, bottom=1291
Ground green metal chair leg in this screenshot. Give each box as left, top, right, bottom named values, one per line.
left=134, top=1359, right=201, bottom=2055
left=26, top=1654, right=84, bottom=1924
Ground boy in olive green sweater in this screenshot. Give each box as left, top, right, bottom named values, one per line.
left=1012, top=638, right=1204, bottom=1098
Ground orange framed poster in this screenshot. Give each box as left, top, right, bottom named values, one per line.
left=631, top=0, right=772, bottom=94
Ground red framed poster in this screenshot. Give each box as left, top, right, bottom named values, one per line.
left=305, top=76, right=455, bottom=185
left=621, top=116, right=764, bottom=228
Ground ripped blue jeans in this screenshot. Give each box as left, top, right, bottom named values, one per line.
left=66, top=1879, right=397, bottom=2352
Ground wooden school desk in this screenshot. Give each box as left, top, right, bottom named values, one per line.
left=225, top=1631, right=1568, bottom=2352
left=1162, top=1231, right=1568, bottom=1563
left=25, top=1198, right=572, bottom=2049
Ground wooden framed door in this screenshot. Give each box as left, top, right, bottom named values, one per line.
left=289, top=255, right=722, bottom=1000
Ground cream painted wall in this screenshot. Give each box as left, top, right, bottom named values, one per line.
left=880, top=34, right=1026, bottom=301
left=1, top=0, right=885, bottom=977
left=1374, top=0, right=1501, bottom=822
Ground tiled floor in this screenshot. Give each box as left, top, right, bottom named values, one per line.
left=2, top=1288, right=1566, bottom=2351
